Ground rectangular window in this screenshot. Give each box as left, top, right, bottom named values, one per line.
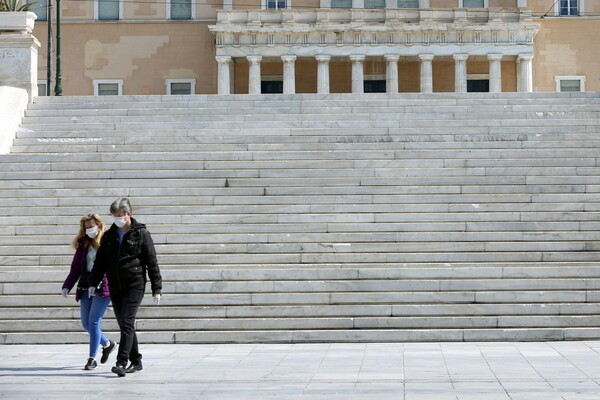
left=364, top=0, right=385, bottom=8
left=331, top=0, right=352, bottom=7
left=556, top=76, right=585, bottom=92
left=462, top=0, right=484, bottom=7
left=166, top=79, right=196, bottom=95
left=559, top=0, right=579, bottom=15
left=397, top=0, right=419, bottom=8
left=31, top=0, right=48, bottom=21
left=170, top=0, right=192, bottom=19
left=98, top=0, right=120, bottom=20
left=266, top=0, right=286, bottom=9
left=37, top=82, right=47, bottom=97
left=94, top=80, right=122, bottom=96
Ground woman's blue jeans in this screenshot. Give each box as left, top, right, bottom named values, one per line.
left=79, top=290, right=111, bottom=358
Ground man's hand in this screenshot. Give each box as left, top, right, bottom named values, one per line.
left=153, top=294, right=161, bottom=305
left=88, top=287, right=96, bottom=297
left=61, top=288, right=68, bottom=298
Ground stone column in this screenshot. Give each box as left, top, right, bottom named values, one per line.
left=350, top=55, right=365, bottom=94
left=453, top=54, right=468, bottom=93
left=216, top=55, right=232, bottom=95
left=315, top=54, right=331, bottom=94
left=384, top=54, right=400, bottom=93
left=419, top=54, right=434, bottom=93
left=518, top=53, right=534, bottom=93
left=281, top=54, right=297, bottom=95
left=247, top=55, right=262, bottom=95
left=488, top=53, right=503, bottom=93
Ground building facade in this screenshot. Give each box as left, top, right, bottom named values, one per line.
left=29, top=0, right=599, bottom=96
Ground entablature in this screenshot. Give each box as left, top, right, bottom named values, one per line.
left=210, top=8, right=540, bottom=55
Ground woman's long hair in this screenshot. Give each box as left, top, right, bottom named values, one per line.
left=72, top=214, right=105, bottom=249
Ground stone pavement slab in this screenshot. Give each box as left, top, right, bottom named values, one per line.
left=1, top=342, right=600, bottom=399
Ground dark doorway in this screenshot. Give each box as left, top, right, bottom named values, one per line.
left=467, top=80, right=489, bottom=92
left=364, top=80, right=386, bottom=93
left=261, top=81, right=283, bottom=94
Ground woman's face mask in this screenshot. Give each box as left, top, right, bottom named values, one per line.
left=86, top=226, right=99, bottom=239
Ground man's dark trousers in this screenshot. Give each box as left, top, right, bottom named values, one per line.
left=110, top=285, right=145, bottom=366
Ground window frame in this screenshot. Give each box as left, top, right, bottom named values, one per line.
left=555, top=0, right=581, bottom=16
left=459, top=0, right=488, bottom=8
left=364, top=0, right=385, bottom=9
left=94, top=0, right=123, bottom=21
left=166, top=0, right=196, bottom=20
left=555, top=76, right=586, bottom=92
left=166, top=79, right=196, bottom=95
left=93, top=79, right=123, bottom=96
left=397, top=0, right=419, bottom=8
left=262, top=0, right=289, bottom=10
left=37, top=80, right=48, bottom=97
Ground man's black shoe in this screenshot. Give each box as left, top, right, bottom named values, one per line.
left=125, top=361, right=143, bottom=373
left=111, top=363, right=127, bottom=377
left=101, top=341, right=116, bottom=364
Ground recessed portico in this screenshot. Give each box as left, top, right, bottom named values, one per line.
left=210, top=8, right=540, bottom=94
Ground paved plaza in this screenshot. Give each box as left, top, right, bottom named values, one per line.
left=1, top=341, right=600, bottom=399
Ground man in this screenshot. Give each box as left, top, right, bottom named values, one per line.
left=89, top=197, right=162, bottom=377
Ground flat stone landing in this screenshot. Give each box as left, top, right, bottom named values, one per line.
left=2, top=342, right=600, bottom=399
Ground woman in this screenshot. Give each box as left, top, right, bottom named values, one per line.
left=61, top=214, right=116, bottom=370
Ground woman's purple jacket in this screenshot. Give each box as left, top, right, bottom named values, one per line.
left=62, top=240, right=110, bottom=302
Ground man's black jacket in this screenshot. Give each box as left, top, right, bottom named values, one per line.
left=90, top=217, right=162, bottom=296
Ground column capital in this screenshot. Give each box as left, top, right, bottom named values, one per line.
left=517, top=53, right=534, bottom=61
left=349, top=54, right=366, bottom=62
left=487, top=53, right=503, bottom=61
left=216, top=55, right=232, bottom=64
left=247, top=55, right=263, bottom=64
left=384, top=54, right=400, bottom=62
left=315, top=54, right=331, bottom=62
left=419, top=54, right=434, bottom=62
left=281, top=54, right=297, bottom=63
left=453, top=53, right=469, bottom=61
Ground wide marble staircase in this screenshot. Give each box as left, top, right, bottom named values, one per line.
left=1, top=92, right=599, bottom=344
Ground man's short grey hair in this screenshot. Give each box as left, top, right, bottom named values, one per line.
left=110, top=197, right=132, bottom=214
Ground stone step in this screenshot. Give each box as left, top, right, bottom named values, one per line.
left=19, top=110, right=600, bottom=125
left=6, top=277, right=600, bottom=295
left=3, top=265, right=599, bottom=282
left=1, top=192, right=596, bottom=207
left=1, top=217, right=597, bottom=233
left=3, top=302, right=600, bottom=321
left=3, top=230, right=599, bottom=246
left=0, top=181, right=594, bottom=194
left=5, top=327, right=600, bottom=344
left=7, top=277, right=600, bottom=296
left=4, top=314, right=600, bottom=333
left=11, top=132, right=600, bottom=146
left=0, top=184, right=594, bottom=198
left=2, top=170, right=598, bottom=184
left=15, top=126, right=598, bottom=140
left=9, top=140, right=600, bottom=155
left=18, top=117, right=600, bottom=132
left=2, top=239, right=598, bottom=256
left=23, top=104, right=600, bottom=120
left=1, top=251, right=599, bottom=267
left=2, top=289, right=599, bottom=308
left=28, top=91, right=600, bottom=105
